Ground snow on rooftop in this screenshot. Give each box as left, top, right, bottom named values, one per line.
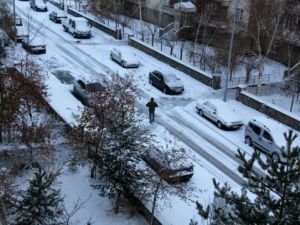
left=174, top=1, right=197, bottom=12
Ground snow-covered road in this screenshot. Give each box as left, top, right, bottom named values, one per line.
left=11, top=2, right=300, bottom=224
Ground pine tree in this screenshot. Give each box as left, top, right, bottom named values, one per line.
left=13, top=167, right=63, bottom=225
left=197, top=130, right=300, bottom=225
left=76, top=74, right=151, bottom=213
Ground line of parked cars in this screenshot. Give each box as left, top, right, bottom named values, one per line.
left=195, top=98, right=296, bottom=163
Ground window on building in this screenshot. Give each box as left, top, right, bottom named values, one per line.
left=236, top=8, right=244, bottom=21
left=206, top=2, right=217, bottom=15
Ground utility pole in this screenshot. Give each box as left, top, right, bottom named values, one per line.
left=13, top=0, right=16, bottom=44
left=138, top=0, right=143, bottom=40
left=223, top=0, right=237, bottom=102
left=64, top=0, right=67, bottom=13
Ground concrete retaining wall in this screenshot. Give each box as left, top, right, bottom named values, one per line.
left=236, top=86, right=300, bottom=131
left=48, top=0, right=63, bottom=9
left=128, top=37, right=221, bottom=89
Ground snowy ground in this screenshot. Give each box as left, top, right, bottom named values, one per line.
left=259, top=94, right=300, bottom=116
left=5, top=1, right=300, bottom=225
left=64, top=1, right=288, bottom=87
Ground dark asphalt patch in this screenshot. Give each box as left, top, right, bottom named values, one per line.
left=52, top=70, right=75, bottom=85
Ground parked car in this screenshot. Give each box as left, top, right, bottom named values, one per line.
left=49, top=11, right=67, bottom=23
left=73, top=79, right=103, bottom=105
left=62, top=16, right=91, bottom=38
left=149, top=70, right=184, bottom=94
left=143, top=147, right=194, bottom=184
left=22, top=36, right=46, bottom=54
left=15, top=26, right=29, bottom=42
left=196, top=99, right=243, bottom=129
left=110, top=48, right=139, bottom=68
left=244, top=117, right=293, bottom=162
left=15, top=16, right=22, bottom=26
left=30, top=0, right=47, bottom=12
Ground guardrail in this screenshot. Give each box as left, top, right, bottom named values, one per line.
left=128, top=36, right=221, bottom=89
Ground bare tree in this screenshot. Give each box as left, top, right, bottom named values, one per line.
left=89, top=0, right=112, bottom=23
left=0, top=68, right=20, bottom=143
left=215, top=42, right=241, bottom=81
left=145, top=23, right=159, bottom=47
left=191, top=5, right=216, bottom=68
left=164, top=31, right=177, bottom=56
left=248, top=0, right=288, bottom=82
left=62, top=195, right=91, bottom=225
left=239, top=53, right=259, bottom=83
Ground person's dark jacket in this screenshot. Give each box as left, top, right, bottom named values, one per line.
left=146, top=101, right=158, bottom=112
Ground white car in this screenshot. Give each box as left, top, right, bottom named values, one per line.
left=110, top=48, right=139, bottom=68
left=196, top=99, right=243, bottom=129
left=30, top=0, right=48, bottom=12
left=22, top=36, right=46, bottom=54
left=15, top=26, right=29, bottom=42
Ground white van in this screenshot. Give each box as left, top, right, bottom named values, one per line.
left=244, top=116, right=296, bottom=162
left=62, top=16, right=91, bottom=38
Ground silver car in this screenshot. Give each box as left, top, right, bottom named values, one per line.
left=73, top=79, right=102, bottom=105
left=196, top=99, right=243, bottom=129
left=110, top=48, right=139, bottom=68
left=245, top=117, right=290, bottom=162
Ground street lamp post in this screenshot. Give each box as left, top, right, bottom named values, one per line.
left=223, top=0, right=238, bottom=102
left=13, top=0, right=16, bottom=44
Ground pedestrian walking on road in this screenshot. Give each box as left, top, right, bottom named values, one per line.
left=146, top=98, right=158, bottom=123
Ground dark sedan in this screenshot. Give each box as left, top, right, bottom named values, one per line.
left=149, top=70, right=184, bottom=94
left=143, top=147, right=194, bottom=184
left=49, top=11, right=67, bottom=23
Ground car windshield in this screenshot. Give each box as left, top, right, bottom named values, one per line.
left=164, top=74, right=179, bottom=83
left=56, top=12, right=66, bottom=17
left=86, top=83, right=102, bottom=92
left=36, top=0, right=46, bottom=4
left=76, top=21, right=88, bottom=30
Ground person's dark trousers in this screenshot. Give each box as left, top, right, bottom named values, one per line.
left=149, top=110, right=155, bottom=123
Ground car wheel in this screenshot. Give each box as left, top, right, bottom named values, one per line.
left=271, top=152, right=280, bottom=162
left=198, top=109, right=204, bottom=117
left=217, top=121, right=223, bottom=129
left=245, top=136, right=253, bottom=146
